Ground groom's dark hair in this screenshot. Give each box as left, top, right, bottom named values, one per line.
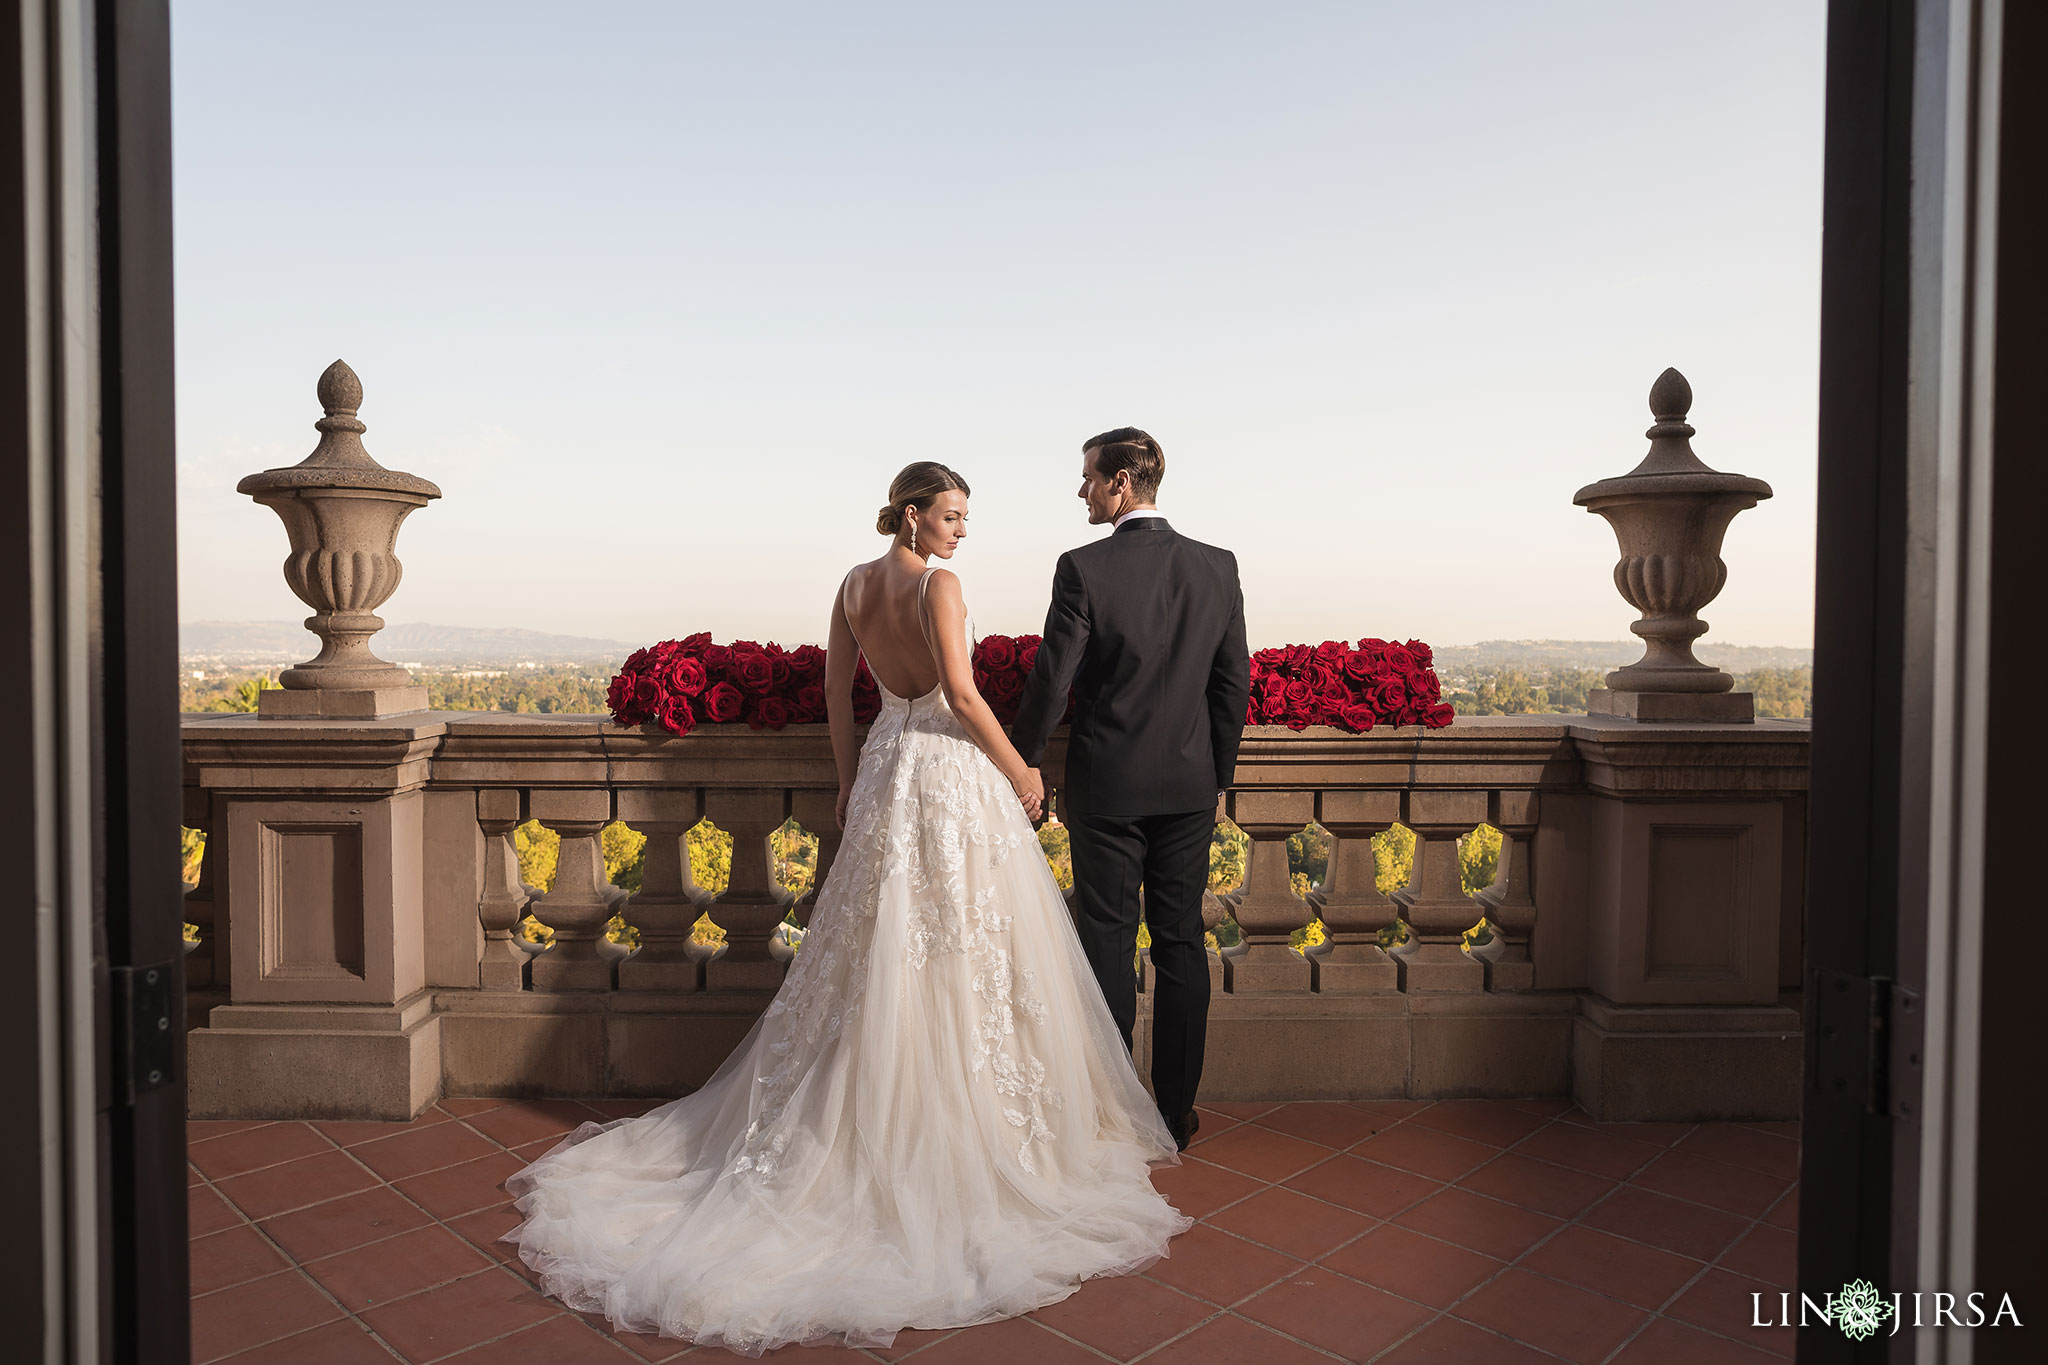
left=1082, top=428, right=1165, bottom=501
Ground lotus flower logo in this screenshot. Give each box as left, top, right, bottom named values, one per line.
left=1833, top=1279, right=1897, bottom=1340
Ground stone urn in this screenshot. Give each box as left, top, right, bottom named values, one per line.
left=1573, top=368, right=1772, bottom=722
left=238, top=360, right=440, bottom=718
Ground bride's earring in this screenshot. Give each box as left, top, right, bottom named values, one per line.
left=910, top=519, right=918, bottom=554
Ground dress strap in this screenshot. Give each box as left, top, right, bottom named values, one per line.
left=915, top=566, right=940, bottom=661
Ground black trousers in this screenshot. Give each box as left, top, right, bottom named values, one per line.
left=1065, top=805, right=1213, bottom=1127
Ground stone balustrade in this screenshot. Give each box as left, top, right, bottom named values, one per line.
left=181, top=710, right=1810, bottom=1124
left=183, top=360, right=1805, bottom=1124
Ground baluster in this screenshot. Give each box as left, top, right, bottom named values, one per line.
left=475, top=789, right=529, bottom=990
left=702, top=788, right=792, bottom=991
left=1472, top=791, right=1539, bottom=990
left=181, top=787, right=221, bottom=989
left=527, top=789, right=615, bottom=990
left=615, top=789, right=703, bottom=990
left=1313, top=791, right=1401, bottom=992
left=1227, top=791, right=1316, bottom=992
left=788, top=790, right=842, bottom=930
left=1391, top=790, right=1488, bottom=991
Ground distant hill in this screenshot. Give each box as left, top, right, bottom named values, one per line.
left=1432, top=639, right=1811, bottom=675
left=180, top=621, right=636, bottom=667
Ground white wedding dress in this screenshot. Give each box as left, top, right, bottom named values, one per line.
left=500, top=571, right=1192, bottom=1355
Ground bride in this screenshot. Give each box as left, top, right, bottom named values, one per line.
left=500, top=461, right=1193, bottom=1354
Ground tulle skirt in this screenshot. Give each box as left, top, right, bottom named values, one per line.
left=499, top=692, right=1192, bottom=1355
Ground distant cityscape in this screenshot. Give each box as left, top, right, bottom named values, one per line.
left=180, top=621, right=1812, bottom=720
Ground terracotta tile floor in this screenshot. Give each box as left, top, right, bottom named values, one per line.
left=188, top=1099, right=1800, bottom=1364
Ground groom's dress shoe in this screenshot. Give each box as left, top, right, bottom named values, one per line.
left=1168, top=1109, right=1200, bottom=1152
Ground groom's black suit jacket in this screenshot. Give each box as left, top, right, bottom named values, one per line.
left=1011, top=518, right=1251, bottom=817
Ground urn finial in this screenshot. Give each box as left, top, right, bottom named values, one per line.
left=1573, top=368, right=1774, bottom=722
left=237, top=360, right=440, bottom=718
left=1648, top=366, right=1692, bottom=425
left=316, top=358, right=363, bottom=419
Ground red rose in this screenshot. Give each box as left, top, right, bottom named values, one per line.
left=1341, top=651, right=1374, bottom=682
left=1425, top=702, right=1455, bottom=727
left=1283, top=679, right=1314, bottom=708
left=678, top=632, right=711, bottom=655
left=990, top=670, right=1024, bottom=701
left=766, top=647, right=793, bottom=690
left=749, top=696, right=791, bottom=730
left=664, top=655, right=707, bottom=697
left=788, top=644, right=826, bottom=683
left=979, top=636, right=1018, bottom=671
left=632, top=675, right=661, bottom=711
left=1371, top=677, right=1406, bottom=714
left=1338, top=701, right=1376, bottom=733
left=1016, top=637, right=1040, bottom=673
left=655, top=694, right=696, bottom=737
left=1314, top=640, right=1347, bottom=668
left=703, top=681, right=743, bottom=723
left=1405, top=639, right=1434, bottom=669
left=731, top=647, right=774, bottom=694
left=701, top=644, right=731, bottom=673
left=622, top=647, right=653, bottom=675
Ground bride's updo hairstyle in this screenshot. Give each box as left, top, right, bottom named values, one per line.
left=876, top=462, right=971, bottom=536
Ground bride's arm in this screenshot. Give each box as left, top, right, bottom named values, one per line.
left=923, top=570, right=1044, bottom=820
left=825, top=580, right=861, bottom=830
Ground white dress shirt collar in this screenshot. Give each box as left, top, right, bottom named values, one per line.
left=1113, top=508, right=1164, bottom=529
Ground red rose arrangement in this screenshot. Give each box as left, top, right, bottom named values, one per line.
left=1246, top=639, right=1455, bottom=732
left=607, top=633, right=1451, bottom=737
left=606, top=632, right=1052, bottom=737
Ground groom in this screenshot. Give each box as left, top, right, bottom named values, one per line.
left=1011, top=428, right=1250, bottom=1151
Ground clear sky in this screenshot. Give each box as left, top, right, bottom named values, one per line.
left=172, top=1, right=1825, bottom=651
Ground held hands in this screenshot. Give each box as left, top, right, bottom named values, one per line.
left=1012, top=767, right=1045, bottom=823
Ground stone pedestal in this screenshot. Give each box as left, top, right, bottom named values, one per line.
left=180, top=713, right=448, bottom=1119
left=258, top=684, right=429, bottom=720
left=1588, top=688, right=1755, bottom=723
left=615, top=790, right=705, bottom=992
left=1391, top=790, right=1488, bottom=992
left=527, top=789, right=616, bottom=991
left=1472, top=792, right=1540, bottom=992
left=1227, top=791, right=1316, bottom=993
left=702, top=788, right=793, bottom=991
left=1311, top=791, right=1401, bottom=993
left=1573, top=994, right=1801, bottom=1120
left=473, top=788, right=529, bottom=991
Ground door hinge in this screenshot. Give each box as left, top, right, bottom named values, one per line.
left=1809, top=967, right=1921, bottom=1118
left=110, top=960, right=178, bottom=1106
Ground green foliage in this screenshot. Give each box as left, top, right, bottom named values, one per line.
left=602, top=822, right=646, bottom=893
left=418, top=665, right=612, bottom=714
left=1442, top=663, right=1811, bottom=719
left=1209, top=821, right=1248, bottom=892
left=1038, top=822, right=1073, bottom=891
left=180, top=674, right=281, bottom=713
left=1288, top=824, right=1330, bottom=889
left=1735, top=666, right=1811, bottom=719
left=1373, top=824, right=1415, bottom=893
left=1459, top=823, right=1501, bottom=894
left=181, top=826, right=206, bottom=887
